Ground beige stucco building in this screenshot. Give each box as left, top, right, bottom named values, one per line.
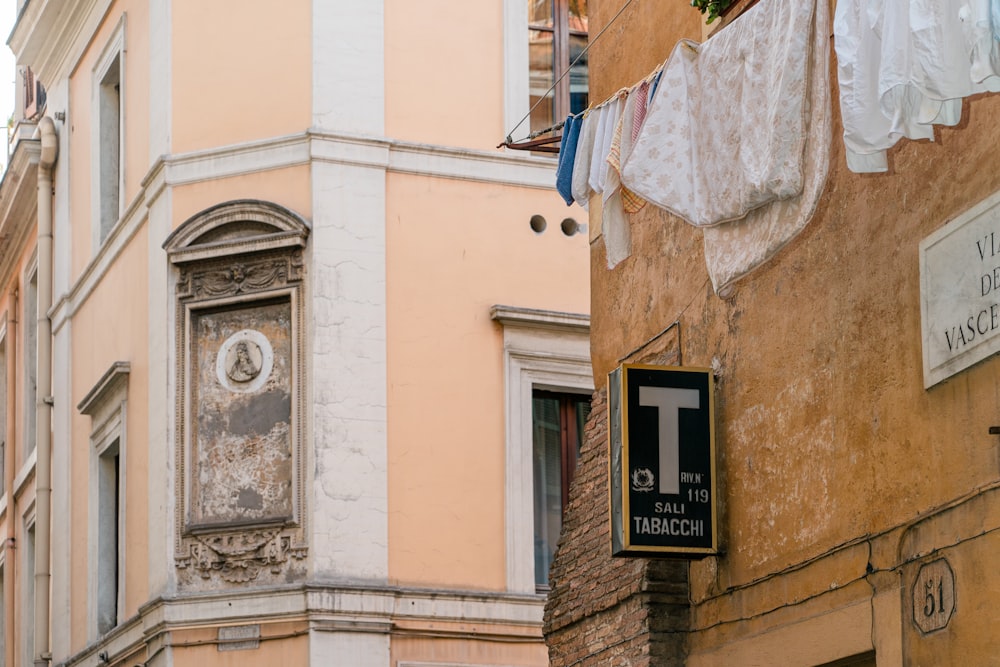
left=543, top=0, right=1000, bottom=665
left=0, top=1, right=591, bottom=665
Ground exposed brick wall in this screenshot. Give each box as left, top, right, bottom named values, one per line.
left=544, top=388, right=690, bottom=667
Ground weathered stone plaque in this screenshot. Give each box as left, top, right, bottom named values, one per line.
left=218, top=624, right=261, bottom=651
left=191, top=301, right=292, bottom=527
left=921, top=191, right=1000, bottom=387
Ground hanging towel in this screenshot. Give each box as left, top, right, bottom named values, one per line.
left=622, top=79, right=651, bottom=214
left=993, top=0, right=1000, bottom=40
left=588, top=104, right=613, bottom=195
left=702, top=0, right=831, bottom=293
left=590, top=96, right=623, bottom=196
left=621, top=0, right=817, bottom=228
left=571, top=111, right=597, bottom=211
left=555, top=114, right=581, bottom=205
left=603, top=90, right=639, bottom=268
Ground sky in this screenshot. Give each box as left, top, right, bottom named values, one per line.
left=0, top=0, right=17, bottom=173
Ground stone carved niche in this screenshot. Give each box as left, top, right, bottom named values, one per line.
left=164, top=200, right=309, bottom=588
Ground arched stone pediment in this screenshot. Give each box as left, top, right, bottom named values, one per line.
left=164, top=199, right=310, bottom=265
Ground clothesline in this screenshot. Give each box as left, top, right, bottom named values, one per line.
left=500, top=0, right=638, bottom=150
left=552, top=0, right=831, bottom=296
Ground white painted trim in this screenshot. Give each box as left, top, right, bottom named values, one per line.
left=90, top=14, right=127, bottom=255
left=503, top=0, right=530, bottom=141
left=9, top=0, right=112, bottom=85
left=49, top=132, right=559, bottom=334
left=81, top=364, right=128, bottom=640
left=12, top=447, right=36, bottom=501
left=20, top=256, right=38, bottom=466
left=312, top=0, right=384, bottom=135
left=50, top=318, right=73, bottom=660
left=141, top=585, right=543, bottom=629
left=491, top=306, right=592, bottom=594
left=144, top=177, right=172, bottom=602
left=166, top=133, right=313, bottom=185
left=148, top=0, right=171, bottom=162
left=164, top=132, right=557, bottom=190
left=60, top=584, right=543, bottom=666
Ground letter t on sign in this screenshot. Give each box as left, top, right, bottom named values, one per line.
left=639, top=387, right=699, bottom=495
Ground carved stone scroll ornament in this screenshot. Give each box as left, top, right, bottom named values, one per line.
left=176, top=529, right=308, bottom=584
left=176, top=250, right=304, bottom=300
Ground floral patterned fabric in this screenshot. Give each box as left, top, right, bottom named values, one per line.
left=621, top=0, right=819, bottom=228
left=702, top=0, right=830, bottom=294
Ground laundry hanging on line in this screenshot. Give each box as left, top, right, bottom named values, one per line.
left=835, top=0, right=1000, bottom=173
left=561, top=0, right=830, bottom=295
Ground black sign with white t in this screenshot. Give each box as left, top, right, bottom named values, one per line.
left=610, top=364, right=717, bottom=557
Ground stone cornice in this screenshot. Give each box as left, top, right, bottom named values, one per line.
left=8, top=0, right=110, bottom=85
left=58, top=584, right=545, bottom=666
left=0, top=138, right=40, bottom=288
left=491, top=304, right=591, bottom=334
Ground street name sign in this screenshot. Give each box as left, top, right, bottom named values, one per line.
left=921, top=190, right=1000, bottom=387
left=609, top=364, right=717, bottom=557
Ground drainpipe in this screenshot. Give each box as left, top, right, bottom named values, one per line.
left=34, top=115, right=57, bottom=667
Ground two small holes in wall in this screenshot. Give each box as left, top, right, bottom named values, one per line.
left=530, top=214, right=583, bottom=237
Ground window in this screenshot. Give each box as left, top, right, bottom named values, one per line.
left=528, top=0, right=589, bottom=134
left=532, top=389, right=590, bottom=588
left=504, top=1, right=589, bottom=140
left=23, top=267, right=37, bottom=460
left=78, top=361, right=129, bottom=638
left=96, top=437, right=121, bottom=634
left=491, top=305, right=592, bottom=594
left=97, top=54, right=121, bottom=243
left=91, top=16, right=126, bottom=249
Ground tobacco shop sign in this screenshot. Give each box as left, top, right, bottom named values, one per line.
left=609, top=364, right=717, bottom=557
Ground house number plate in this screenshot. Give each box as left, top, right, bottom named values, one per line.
left=912, top=558, right=956, bottom=634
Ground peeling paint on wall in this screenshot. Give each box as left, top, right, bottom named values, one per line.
left=191, top=299, right=293, bottom=526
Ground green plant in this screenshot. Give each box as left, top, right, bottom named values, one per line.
left=690, top=0, right=735, bottom=24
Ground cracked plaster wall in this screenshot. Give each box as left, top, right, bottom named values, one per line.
left=308, top=160, right=389, bottom=584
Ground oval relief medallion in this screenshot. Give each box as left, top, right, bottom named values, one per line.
left=216, top=329, right=274, bottom=393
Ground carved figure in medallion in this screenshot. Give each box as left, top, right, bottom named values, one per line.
left=227, top=340, right=263, bottom=382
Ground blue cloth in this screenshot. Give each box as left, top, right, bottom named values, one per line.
left=555, top=114, right=581, bottom=205
left=649, top=69, right=663, bottom=103
left=994, top=0, right=1000, bottom=41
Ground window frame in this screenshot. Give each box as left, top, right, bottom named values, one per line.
left=90, top=14, right=127, bottom=252
left=504, top=0, right=588, bottom=140
left=531, top=387, right=591, bottom=589
left=21, top=258, right=37, bottom=464
left=21, top=510, right=34, bottom=667
left=78, top=362, right=129, bottom=639
left=492, top=305, right=591, bottom=594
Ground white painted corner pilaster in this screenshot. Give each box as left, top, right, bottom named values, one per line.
left=308, top=159, right=389, bottom=584
left=149, top=0, right=172, bottom=160
left=147, top=188, right=173, bottom=600
left=312, top=0, right=385, bottom=136
left=50, top=325, right=72, bottom=661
